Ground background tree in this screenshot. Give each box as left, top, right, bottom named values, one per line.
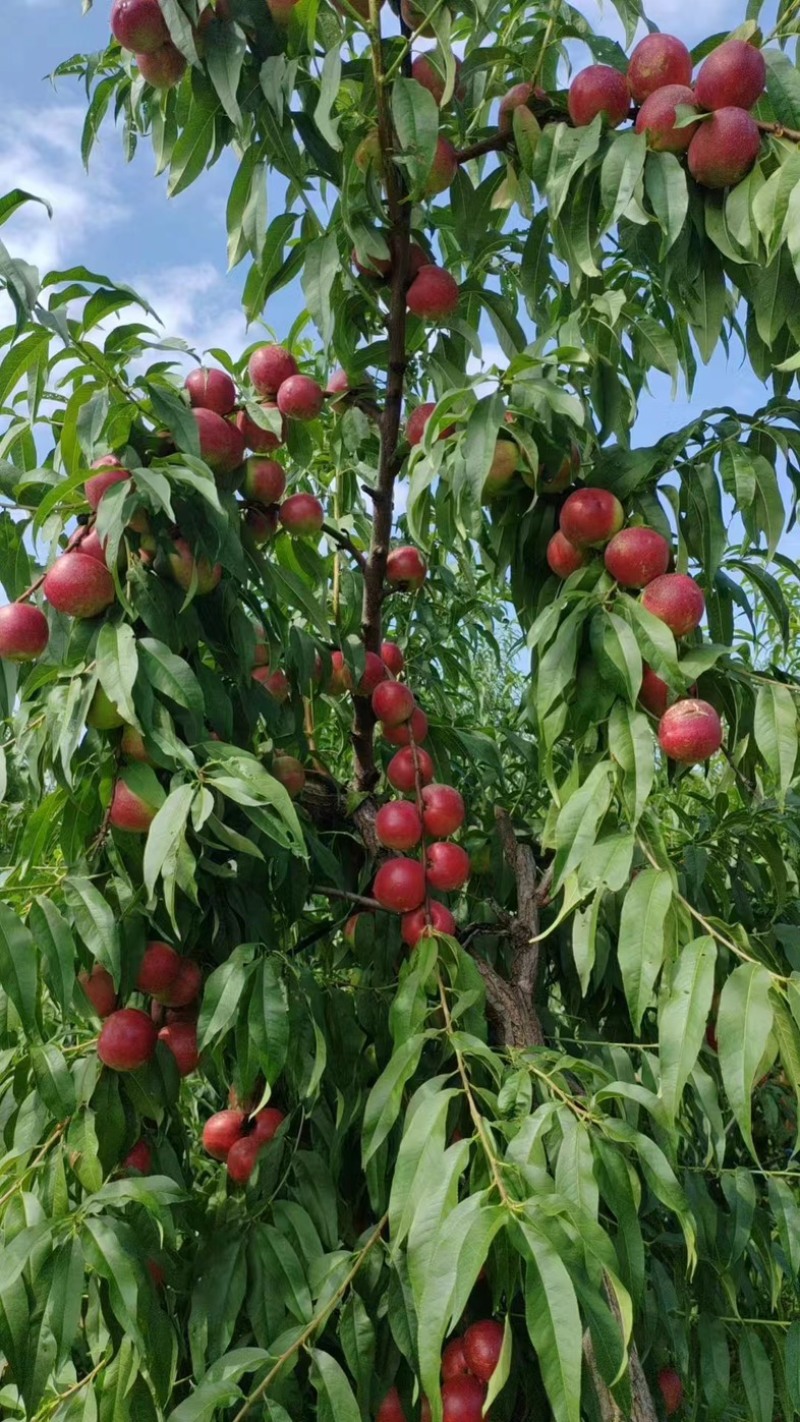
left=0, top=1, right=800, bottom=1419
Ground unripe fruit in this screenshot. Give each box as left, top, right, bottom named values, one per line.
left=402, top=899, right=457, bottom=947
left=355, top=652, right=389, bottom=696
left=344, top=914, right=361, bottom=942
left=158, top=1020, right=199, bottom=1076
left=604, top=527, right=671, bottom=588
left=185, top=367, right=236, bottom=416
left=252, top=666, right=291, bottom=701
left=463, top=1319, right=504, bottom=1381
left=426, top=841, right=471, bottom=892
left=639, top=664, right=669, bottom=718
left=109, top=780, right=159, bottom=833
left=695, top=39, right=766, bottom=113
left=658, top=699, right=722, bottom=764
left=203, top=1109, right=247, bottom=1160
left=158, top=958, right=202, bottom=1008
left=499, top=82, right=535, bottom=133
left=227, top=1135, right=261, bottom=1184
left=421, top=783, right=465, bottom=837
left=123, top=1139, right=152, bottom=1173
left=641, top=573, right=705, bottom=637
left=79, top=528, right=112, bottom=567
left=657, top=1367, right=683, bottom=1417
left=327, top=650, right=352, bottom=696
left=373, top=857, right=427, bottom=913
left=85, top=466, right=130, bottom=515
left=146, top=1258, right=165, bottom=1288
left=136, top=941, right=181, bottom=996
left=412, top=52, right=462, bottom=106
left=383, top=707, right=429, bottom=746
left=407, top=265, right=460, bottom=320
left=483, top=438, right=519, bottom=499
left=193, top=407, right=245, bottom=477
left=386, top=546, right=427, bottom=589
left=687, top=108, right=761, bottom=190
left=273, top=754, right=306, bottom=798
left=136, top=42, right=187, bottom=88
left=252, top=1106, right=285, bottom=1143
left=167, top=538, right=222, bottom=595
left=388, top=745, right=434, bottom=791
left=539, top=441, right=581, bottom=494
left=279, top=493, right=324, bottom=537
left=568, top=66, right=630, bottom=129
left=547, top=531, right=589, bottom=579
left=110, top=0, right=169, bottom=53
left=44, top=553, right=115, bottom=619
left=353, top=245, right=391, bottom=279
left=375, top=800, right=424, bottom=851
left=252, top=624, right=270, bottom=667
left=373, top=680, right=416, bottom=727
left=249, top=345, right=298, bottom=396
left=235, top=406, right=285, bottom=452
left=441, top=1375, right=487, bottom=1422
left=425, top=137, right=458, bottom=196
left=79, top=964, right=117, bottom=1018
left=442, top=1336, right=471, bottom=1380
left=87, top=686, right=124, bottom=731
left=400, top=0, right=436, bottom=32
left=0, top=603, right=49, bottom=662
left=243, top=457, right=286, bottom=504
left=635, top=85, right=699, bottom=154
left=276, top=374, right=325, bottom=422
left=98, top=1008, right=158, bottom=1071
left=627, top=34, right=692, bottom=102
left=559, top=488, right=624, bottom=549
left=381, top=641, right=405, bottom=674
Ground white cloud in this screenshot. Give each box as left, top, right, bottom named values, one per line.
left=133, top=261, right=252, bottom=365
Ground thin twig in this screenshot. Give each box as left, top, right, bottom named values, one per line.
left=322, top=523, right=367, bottom=570
left=313, top=885, right=382, bottom=911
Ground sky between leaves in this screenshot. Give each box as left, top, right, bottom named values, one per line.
left=0, top=0, right=783, bottom=455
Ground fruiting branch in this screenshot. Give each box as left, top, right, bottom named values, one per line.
left=322, top=523, right=367, bottom=570
left=313, top=885, right=383, bottom=910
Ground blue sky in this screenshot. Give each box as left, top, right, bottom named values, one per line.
left=0, top=0, right=780, bottom=449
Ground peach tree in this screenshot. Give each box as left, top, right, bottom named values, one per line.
left=1, top=0, right=800, bottom=1417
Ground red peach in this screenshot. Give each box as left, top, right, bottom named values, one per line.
left=658, top=699, right=722, bottom=764
left=627, top=34, right=693, bottom=103
left=401, top=899, right=456, bottom=947
left=185, top=367, right=237, bottom=416
left=547, top=531, right=589, bottom=579
left=568, top=65, right=630, bottom=128
left=111, top=0, right=169, bottom=52
left=604, top=527, right=671, bottom=587
left=276, top=375, right=325, bottom=421
left=373, top=857, right=427, bottom=912
left=388, top=746, right=434, bottom=791
left=375, top=800, right=424, bottom=851
left=44, top=553, right=115, bottom=619
left=0, top=603, right=49, bottom=661
left=641, top=573, right=705, bottom=637
left=98, top=1008, right=158, bottom=1070
left=249, top=345, right=298, bottom=396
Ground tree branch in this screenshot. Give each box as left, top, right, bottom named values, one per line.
left=322, top=523, right=367, bottom=570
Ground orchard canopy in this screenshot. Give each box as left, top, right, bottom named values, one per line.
left=5, top=0, right=800, bottom=1418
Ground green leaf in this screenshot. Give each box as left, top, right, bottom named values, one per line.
left=659, top=936, right=716, bottom=1121
left=310, top=1349, right=361, bottom=1422
left=754, top=682, right=797, bottom=803
left=64, top=876, right=121, bottom=981
left=717, top=962, right=774, bottom=1159
left=0, top=903, right=37, bottom=1032
left=29, top=897, right=75, bottom=1016
left=599, top=131, right=647, bottom=235
left=739, top=1329, right=774, bottom=1422
left=519, top=1219, right=582, bottom=1422
left=30, top=1043, right=76, bottom=1119
left=96, top=621, right=139, bottom=728
left=143, top=783, right=197, bottom=908
left=591, top=611, right=642, bottom=703
left=553, top=762, right=614, bottom=891
left=301, top=232, right=339, bottom=348
left=139, top=639, right=205, bottom=714
left=617, top=869, right=672, bottom=1032
left=198, top=946, right=255, bottom=1049
left=392, top=79, right=439, bottom=197
left=205, top=22, right=245, bottom=125
left=645, top=151, right=688, bottom=256
left=247, top=958, right=289, bottom=1084
left=362, top=1033, right=431, bottom=1165
left=608, top=704, right=654, bottom=825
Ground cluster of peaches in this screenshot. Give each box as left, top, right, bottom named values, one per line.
left=378, top=1319, right=503, bottom=1422
left=547, top=487, right=723, bottom=766
left=567, top=33, right=768, bottom=191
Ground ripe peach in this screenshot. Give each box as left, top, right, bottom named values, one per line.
left=158, top=958, right=202, bottom=1008
left=167, top=538, right=222, bottom=595
left=203, top=1109, right=246, bottom=1160
left=252, top=665, right=291, bottom=701
left=235, top=405, right=285, bottom=452
left=407, top=265, right=460, bottom=320
left=123, top=1139, right=152, bottom=1173
left=85, top=464, right=130, bottom=511
left=79, top=964, right=117, bottom=1018
left=355, top=651, right=389, bottom=696
left=412, top=52, right=463, bottom=106
left=110, top=0, right=169, bottom=53
left=568, top=66, right=630, bottom=128
left=635, top=85, right=699, bottom=153
left=604, top=527, right=670, bottom=587
left=421, top=784, right=465, bottom=837
left=547, top=531, right=588, bottom=579
left=375, top=800, right=423, bottom=851
left=243, top=457, right=286, bottom=504
left=441, top=1375, right=487, bottom=1422
left=383, top=707, right=429, bottom=746
left=109, top=780, right=160, bottom=833
left=442, top=1336, right=471, bottom=1380
left=276, top=375, right=324, bottom=421
left=499, top=82, right=535, bottom=133
left=226, top=1135, right=261, bottom=1184
left=98, top=1008, right=159, bottom=1070
left=695, top=39, right=766, bottom=112
left=185, top=367, right=237, bottom=416
left=136, top=941, right=181, bottom=996
left=559, top=488, right=624, bottom=548
left=658, top=699, right=722, bottom=764
left=158, top=1020, right=199, bottom=1076
left=136, top=43, right=187, bottom=88
left=251, top=1106, right=285, bottom=1143
left=638, top=664, right=669, bottom=718
left=0, top=603, right=49, bottom=661
left=426, top=841, right=470, bottom=891
left=483, top=438, right=518, bottom=498
left=193, top=407, right=245, bottom=477
left=268, top=0, right=301, bottom=21
left=425, top=137, right=458, bottom=196
left=388, top=745, right=434, bottom=791
left=402, top=901, right=456, bottom=948
left=279, top=493, right=324, bottom=536
left=657, top=1367, right=683, bottom=1417
left=627, top=34, right=692, bottom=103
left=243, top=507, right=279, bottom=548
left=381, top=641, right=405, bottom=674
left=44, top=553, right=115, bottom=619
left=372, top=680, right=416, bottom=727
left=641, top=573, right=704, bottom=636
left=407, top=402, right=455, bottom=447
left=386, top=546, right=427, bottom=588
left=463, top=1320, right=503, bottom=1381
left=688, top=108, right=761, bottom=189
left=373, top=857, right=427, bottom=912
left=249, top=345, right=298, bottom=396
left=327, top=368, right=351, bottom=395
left=273, top=754, right=306, bottom=797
